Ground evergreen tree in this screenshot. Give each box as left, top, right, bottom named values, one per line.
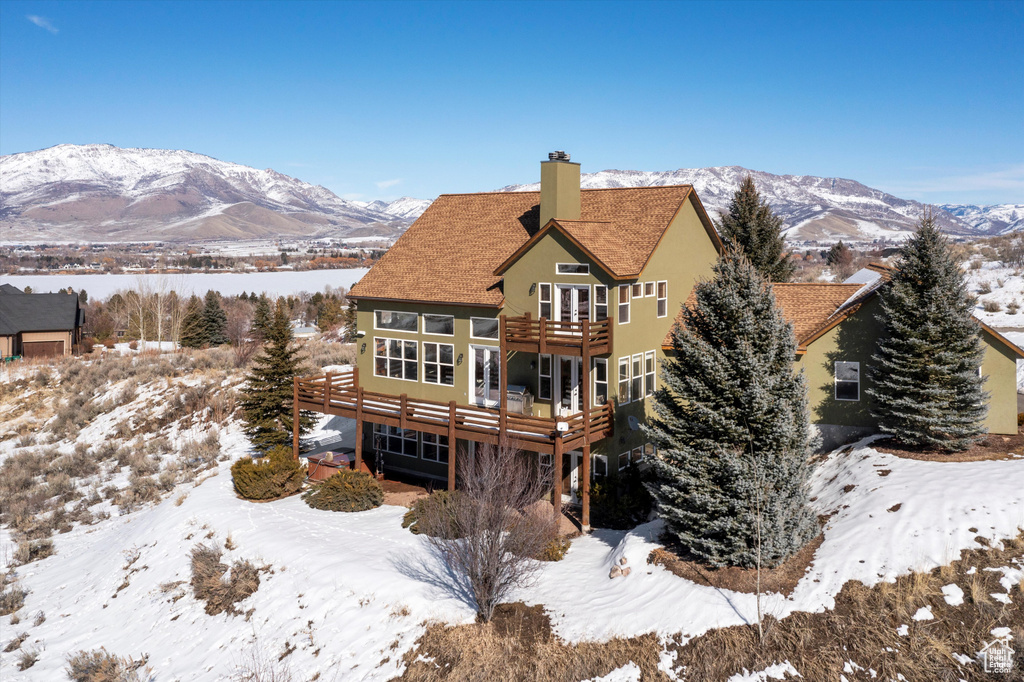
left=867, top=212, right=988, bottom=451
left=717, top=176, right=795, bottom=282
left=238, top=300, right=316, bottom=452
left=644, top=249, right=817, bottom=568
left=251, top=294, right=272, bottom=342
left=202, top=290, right=229, bottom=346
left=179, top=295, right=206, bottom=348
left=826, top=240, right=855, bottom=280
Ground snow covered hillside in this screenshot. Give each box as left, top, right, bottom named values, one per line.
left=942, top=204, right=1024, bottom=235
left=0, top=145, right=413, bottom=242
left=3, top=347, right=1022, bottom=681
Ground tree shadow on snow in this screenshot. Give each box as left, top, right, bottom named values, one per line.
left=390, top=544, right=478, bottom=613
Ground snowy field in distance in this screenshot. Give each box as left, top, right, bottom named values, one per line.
left=0, top=268, right=368, bottom=299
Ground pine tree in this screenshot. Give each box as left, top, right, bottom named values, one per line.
left=238, top=300, right=316, bottom=453
left=867, top=212, right=988, bottom=451
left=644, top=248, right=817, bottom=568
left=826, top=240, right=855, bottom=280
left=202, top=290, right=229, bottom=346
left=179, top=295, right=206, bottom=348
left=251, top=294, right=272, bottom=342
left=717, top=176, right=795, bottom=282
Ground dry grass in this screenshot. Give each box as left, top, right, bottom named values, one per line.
left=189, top=543, right=265, bottom=617
left=65, top=648, right=149, bottom=682
left=874, top=427, right=1024, bottom=462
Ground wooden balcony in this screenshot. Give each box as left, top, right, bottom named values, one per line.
left=503, top=314, right=612, bottom=357
left=294, top=368, right=614, bottom=458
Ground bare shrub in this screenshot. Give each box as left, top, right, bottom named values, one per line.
left=982, top=300, right=1002, bottom=312
left=4, top=631, right=27, bottom=653
left=18, top=648, right=39, bottom=670
left=977, top=281, right=992, bottom=294
left=15, top=538, right=55, bottom=565
left=420, top=439, right=558, bottom=622
left=66, top=648, right=149, bottom=682
left=0, top=582, right=27, bottom=615
left=189, top=543, right=263, bottom=616
left=231, top=644, right=294, bottom=682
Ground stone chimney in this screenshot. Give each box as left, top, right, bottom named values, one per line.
left=539, top=151, right=581, bottom=227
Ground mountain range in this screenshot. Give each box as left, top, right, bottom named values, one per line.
left=1, top=144, right=1020, bottom=243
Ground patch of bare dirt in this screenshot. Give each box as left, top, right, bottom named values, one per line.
left=648, top=534, right=824, bottom=598
left=874, top=428, right=1024, bottom=462
left=381, top=479, right=429, bottom=508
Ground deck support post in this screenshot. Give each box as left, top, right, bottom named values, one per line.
left=355, top=385, right=364, bottom=473
left=324, top=372, right=332, bottom=412
left=539, top=316, right=547, bottom=355
left=499, top=315, right=509, bottom=444
left=292, top=377, right=300, bottom=461
left=400, top=393, right=408, bottom=431
left=553, top=432, right=563, bottom=513
left=581, top=318, right=591, bottom=530
left=448, top=401, right=457, bottom=490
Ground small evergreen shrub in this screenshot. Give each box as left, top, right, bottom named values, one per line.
left=302, top=469, right=383, bottom=512
left=402, top=490, right=464, bottom=537
left=536, top=536, right=571, bottom=562
left=230, top=446, right=305, bottom=501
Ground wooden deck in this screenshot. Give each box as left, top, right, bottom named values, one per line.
left=503, top=314, right=612, bottom=357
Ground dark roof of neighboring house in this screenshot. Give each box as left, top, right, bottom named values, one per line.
left=0, top=283, right=24, bottom=295
left=347, top=186, right=722, bottom=307
left=0, top=288, right=83, bottom=336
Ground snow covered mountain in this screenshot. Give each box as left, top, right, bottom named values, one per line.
left=0, top=144, right=415, bottom=242
left=499, top=166, right=1015, bottom=242
left=939, top=203, right=1024, bottom=235
left=358, top=196, right=433, bottom=221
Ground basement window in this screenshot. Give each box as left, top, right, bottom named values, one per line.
left=835, top=361, right=860, bottom=401
left=421, top=433, right=449, bottom=463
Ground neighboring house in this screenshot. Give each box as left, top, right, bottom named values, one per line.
left=291, top=321, right=319, bottom=340
left=294, top=152, right=1022, bottom=528
left=0, top=284, right=85, bottom=359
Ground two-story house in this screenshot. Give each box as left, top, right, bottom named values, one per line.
left=293, top=151, right=1023, bottom=530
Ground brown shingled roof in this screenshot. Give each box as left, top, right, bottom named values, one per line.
left=350, top=185, right=716, bottom=306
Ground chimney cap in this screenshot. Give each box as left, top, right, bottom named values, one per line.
left=547, top=150, right=571, bottom=161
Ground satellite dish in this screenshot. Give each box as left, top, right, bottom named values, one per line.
left=628, top=415, right=640, bottom=431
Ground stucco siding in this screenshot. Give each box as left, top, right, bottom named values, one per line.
left=981, top=328, right=1018, bottom=435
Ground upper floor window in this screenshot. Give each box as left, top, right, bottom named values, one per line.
left=374, top=337, right=418, bottom=381
left=632, top=283, right=643, bottom=298
left=593, top=358, right=608, bottom=406
left=375, top=310, right=417, bottom=332
left=657, top=281, right=668, bottom=318
left=835, top=361, right=860, bottom=401
left=423, top=342, right=455, bottom=386
left=539, top=283, right=552, bottom=319
left=644, top=282, right=655, bottom=298
left=618, top=286, right=630, bottom=324
left=470, top=317, right=499, bottom=340
left=556, top=263, right=589, bottom=275
left=618, top=356, right=630, bottom=402
left=644, top=351, right=656, bottom=397
left=423, top=314, right=454, bottom=336
left=594, top=285, right=608, bottom=320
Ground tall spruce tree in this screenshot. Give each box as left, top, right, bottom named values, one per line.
left=717, top=176, right=795, bottom=282
left=251, top=294, right=272, bottom=342
left=867, top=212, right=988, bottom=451
left=202, top=290, right=229, bottom=346
left=238, top=299, right=316, bottom=452
left=179, top=295, right=206, bottom=348
left=644, top=249, right=817, bottom=568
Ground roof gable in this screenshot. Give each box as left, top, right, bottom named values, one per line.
left=0, top=292, right=81, bottom=335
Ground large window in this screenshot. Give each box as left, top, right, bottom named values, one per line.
left=423, top=314, right=454, bottom=336
left=593, top=358, right=608, bottom=406
left=618, top=357, right=630, bottom=403
left=470, top=317, right=499, bottom=339
left=631, top=354, right=643, bottom=401
left=374, top=337, right=418, bottom=381
left=556, top=263, right=589, bottom=275
left=538, top=354, right=553, bottom=400
left=594, top=285, right=608, bottom=320
left=657, top=281, right=668, bottom=318
left=644, top=351, right=656, bottom=397
left=373, top=424, right=417, bottom=457
left=835, top=361, right=860, bottom=401
left=421, top=433, right=449, bottom=463
left=618, top=286, right=630, bottom=324
left=423, top=342, right=455, bottom=385
left=374, top=310, right=417, bottom=332
left=539, top=283, right=552, bottom=319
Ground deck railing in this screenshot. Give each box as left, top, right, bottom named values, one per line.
left=503, top=314, right=612, bottom=356
left=295, top=368, right=613, bottom=454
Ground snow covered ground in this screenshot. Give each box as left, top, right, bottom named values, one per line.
left=967, top=261, right=1024, bottom=329
left=3, top=417, right=1022, bottom=680
left=0, top=268, right=368, bottom=299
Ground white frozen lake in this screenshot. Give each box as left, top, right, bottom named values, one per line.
left=0, top=268, right=369, bottom=299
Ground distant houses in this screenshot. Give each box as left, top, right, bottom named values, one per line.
left=0, top=284, right=85, bottom=359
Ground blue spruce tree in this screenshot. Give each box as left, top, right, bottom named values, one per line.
left=644, top=249, right=817, bottom=568
left=867, top=212, right=988, bottom=451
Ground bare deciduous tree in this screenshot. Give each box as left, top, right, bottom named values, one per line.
left=420, top=438, right=558, bottom=622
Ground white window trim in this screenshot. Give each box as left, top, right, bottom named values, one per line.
left=657, top=281, right=668, bottom=318
left=618, top=450, right=630, bottom=471
left=631, top=353, right=643, bottom=402
left=834, top=360, right=861, bottom=401
left=593, top=357, right=608, bottom=407
left=644, top=281, right=655, bottom=298
left=421, top=313, right=455, bottom=337
left=373, top=309, right=419, bottom=333
left=422, top=341, right=455, bottom=386
left=469, top=316, right=500, bottom=340
left=594, top=284, right=608, bottom=320
left=644, top=350, right=656, bottom=397
left=373, top=424, right=418, bottom=459
left=538, top=353, right=553, bottom=401
left=618, top=356, right=631, bottom=403
left=421, top=433, right=450, bottom=463
left=373, top=337, right=419, bottom=382
left=556, top=263, right=590, bottom=275
left=632, top=282, right=643, bottom=298
left=591, top=454, right=609, bottom=479
left=618, top=285, right=631, bottom=325
left=538, top=283, right=552, bottom=319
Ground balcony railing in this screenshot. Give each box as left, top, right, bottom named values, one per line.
left=503, top=314, right=612, bottom=356
left=294, top=368, right=614, bottom=456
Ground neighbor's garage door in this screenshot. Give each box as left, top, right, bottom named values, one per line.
left=22, top=341, right=64, bottom=358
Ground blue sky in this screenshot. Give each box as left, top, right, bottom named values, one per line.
left=1, top=0, right=1022, bottom=204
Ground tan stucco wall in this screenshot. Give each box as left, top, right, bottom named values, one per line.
left=981, top=329, right=1018, bottom=435
left=1, top=335, right=13, bottom=357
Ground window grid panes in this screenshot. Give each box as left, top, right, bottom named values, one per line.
left=631, top=354, right=643, bottom=401
left=594, top=285, right=608, bottom=320
left=374, top=337, right=418, bottom=381
left=539, top=284, right=552, bottom=319
left=421, top=433, right=449, bottom=463
left=373, top=424, right=417, bottom=457
left=594, top=358, right=608, bottom=406
left=375, top=310, right=418, bottom=332
left=618, top=357, right=630, bottom=403
left=539, top=354, right=552, bottom=401
left=835, top=361, right=860, bottom=401
left=618, top=286, right=630, bottom=324
left=657, top=281, right=668, bottom=318
left=644, top=351, right=656, bottom=397
left=423, top=342, right=455, bottom=385
left=556, top=263, right=589, bottom=275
